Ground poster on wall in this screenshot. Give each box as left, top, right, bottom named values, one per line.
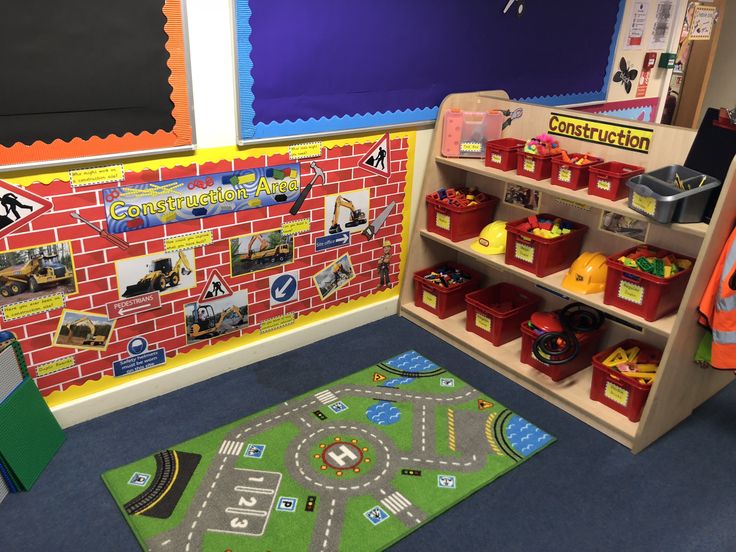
left=324, top=191, right=370, bottom=236
left=690, top=5, right=717, bottom=40
left=229, top=230, right=294, bottom=278
left=115, top=250, right=196, bottom=299
left=313, top=254, right=356, bottom=300
left=0, top=241, right=77, bottom=320
left=625, top=1, right=649, bottom=49
left=0, top=181, right=53, bottom=239
left=649, top=0, right=675, bottom=49
left=184, top=292, right=249, bottom=343
left=54, top=310, right=115, bottom=352
left=102, top=164, right=301, bottom=234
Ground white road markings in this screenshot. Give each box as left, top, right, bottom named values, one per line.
left=218, top=440, right=244, bottom=456
left=315, top=389, right=339, bottom=404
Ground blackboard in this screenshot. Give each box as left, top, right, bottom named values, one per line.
left=0, top=0, right=193, bottom=169
left=234, top=1, right=625, bottom=142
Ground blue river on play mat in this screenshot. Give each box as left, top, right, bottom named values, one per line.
left=382, top=351, right=440, bottom=387
left=365, top=401, right=402, bottom=426
left=505, top=414, right=553, bottom=457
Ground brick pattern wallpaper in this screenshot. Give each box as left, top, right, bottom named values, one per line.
left=0, top=135, right=409, bottom=398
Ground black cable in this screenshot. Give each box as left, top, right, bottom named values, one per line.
left=531, top=303, right=603, bottom=365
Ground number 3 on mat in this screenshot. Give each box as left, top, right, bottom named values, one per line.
left=231, top=517, right=249, bottom=529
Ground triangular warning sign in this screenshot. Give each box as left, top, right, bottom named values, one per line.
left=373, top=372, right=386, bottom=383
left=358, top=133, right=391, bottom=178
left=198, top=269, right=234, bottom=303
left=0, top=180, right=53, bottom=241
left=477, top=399, right=493, bottom=410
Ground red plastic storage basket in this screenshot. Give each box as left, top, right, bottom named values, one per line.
left=590, top=339, right=661, bottom=422
left=587, top=161, right=645, bottom=201
left=516, top=151, right=560, bottom=180
left=550, top=154, right=604, bottom=190
left=426, top=194, right=499, bottom=242
left=413, top=263, right=482, bottom=319
left=504, top=215, right=588, bottom=277
left=465, top=283, right=542, bottom=346
left=603, top=246, right=695, bottom=322
left=520, top=319, right=606, bottom=381
left=485, top=138, right=526, bottom=171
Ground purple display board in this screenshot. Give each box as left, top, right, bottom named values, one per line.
left=235, top=1, right=625, bottom=141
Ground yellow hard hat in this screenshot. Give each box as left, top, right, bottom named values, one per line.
left=471, top=220, right=507, bottom=255
left=562, top=252, right=608, bottom=294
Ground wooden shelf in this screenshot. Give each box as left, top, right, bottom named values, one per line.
left=435, top=156, right=709, bottom=238
left=420, top=228, right=677, bottom=337
left=401, top=302, right=639, bottom=447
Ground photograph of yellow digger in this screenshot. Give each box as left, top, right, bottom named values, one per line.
left=115, top=250, right=196, bottom=299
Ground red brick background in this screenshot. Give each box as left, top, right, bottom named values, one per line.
left=0, top=136, right=409, bottom=397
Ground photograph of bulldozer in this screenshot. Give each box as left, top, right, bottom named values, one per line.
left=55, top=311, right=114, bottom=351
left=0, top=242, right=75, bottom=305
left=230, top=230, right=293, bottom=277
left=184, top=292, right=249, bottom=343
left=122, top=251, right=194, bottom=298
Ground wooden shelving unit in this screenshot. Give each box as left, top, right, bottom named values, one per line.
left=399, top=91, right=736, bottom=453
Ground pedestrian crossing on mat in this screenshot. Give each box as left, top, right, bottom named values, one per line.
left=315, top=389, right=338, bottom=405
left=219, top=440, right=244, bottom=456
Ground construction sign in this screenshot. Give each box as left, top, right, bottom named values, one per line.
left=373, top=372, right=386, bottom=383
left=0, top=180, right=53, bottom=240
left=358, top=133, right=391, bottom=178
left=199, top=269, right=233, bottom=303
left=477, top=399, right=493, bottom=410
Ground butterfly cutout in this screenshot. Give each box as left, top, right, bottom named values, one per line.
left=613, top=57, right=638, bottom=94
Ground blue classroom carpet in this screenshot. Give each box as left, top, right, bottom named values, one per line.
left=1, top=315, right=735, bottom=551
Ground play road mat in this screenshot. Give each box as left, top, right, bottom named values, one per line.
left=103, top=351, right=554, bottom=551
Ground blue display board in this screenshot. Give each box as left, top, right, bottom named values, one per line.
left=235, top=1, right=626, bottom=141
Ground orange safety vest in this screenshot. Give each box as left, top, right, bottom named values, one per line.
left=698, top=226, right=736, bottom=369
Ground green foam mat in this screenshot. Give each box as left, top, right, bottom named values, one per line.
left=0, top=378, right=65, bottom=491
left=103, top=351, right=555, bottom=551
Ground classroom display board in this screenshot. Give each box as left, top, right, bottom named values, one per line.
left=0, top=134, right=412, bottom=404
left=0, top=0, right=193, bottom=169
left=234, top=0, right=625, bottom=141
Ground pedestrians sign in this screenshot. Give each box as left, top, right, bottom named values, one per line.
left=315, top=231, right=350, bottom=252
left=0, top=180, right=53, bottom=240
left=358, top=133, right=391, bottom=178
left=269, top=270, right=299, bottom=307
left=199, top=269, right=233, bottom=303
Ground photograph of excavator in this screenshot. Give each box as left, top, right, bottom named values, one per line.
left=0, top=240, right=77, bottom=307
left=229, top=229, right=293, bottom=277
left=54, top=309, right=115, bottom=351
left=313, top=253, right=356, bottom=300
left=183, top=291, right=249, bottom=343
left=115, top=250, right=196, bottom=299
left=324, top=190, right=369, bottom=236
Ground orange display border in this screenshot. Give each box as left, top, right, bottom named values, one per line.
left=0, top=0, right=193, bottom=168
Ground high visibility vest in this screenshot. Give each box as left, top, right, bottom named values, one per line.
left=698, top=226, right=736, bottom=369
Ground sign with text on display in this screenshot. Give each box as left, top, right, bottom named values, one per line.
left=315, top=231, right=350, bottom=252
left=113, top=337, right=166, bottom=377
left=102, top=164, right=301, bottom=234
left=547, top=113, right=653, bottom=153
left=106, top=292, right=162, bottom=320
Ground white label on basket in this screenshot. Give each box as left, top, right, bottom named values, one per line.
left=558, top=166, right=572, bottom=183
left=515, top=242, right=535, bottom=264
left=460, top=142, right=482, bottom=153
left=475, top=313, right=492, bottom=333
left=618, top=281, right=645, bottom=305
left=436, top=212, right=451, bottom=231
left=523, top=158, right=536, bottom=173
left=604, top=381, right=630, bottom=406
left=490, top=153, right=502, bottom=164
left=422, top=291, right=438, bottom=309
left=596, top=178, right=611, bottom=191
left=632, top=192, right=657, bottom=216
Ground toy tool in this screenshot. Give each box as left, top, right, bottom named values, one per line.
left=362, top=201, right=396, bottom=240
left=289, top=161, right=326, bottom=216
left=70, top=212, right=129, bottom=250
